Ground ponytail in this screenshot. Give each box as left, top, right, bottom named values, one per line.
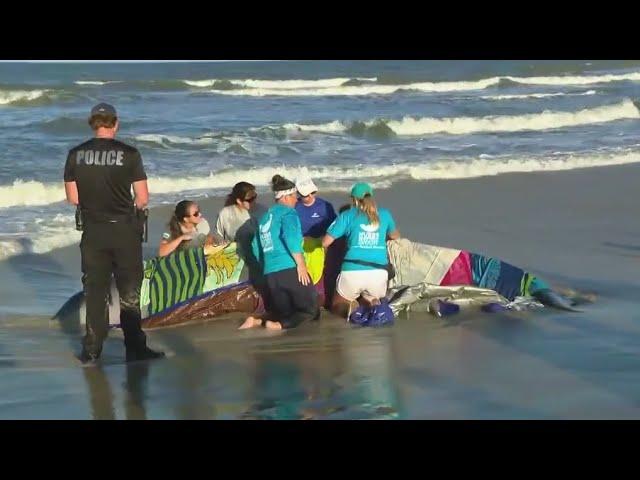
left=355, top=194, right=379, bottom=226
left=168, top=214, right=182, bottom=239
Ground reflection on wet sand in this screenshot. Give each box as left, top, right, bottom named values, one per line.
left=124, top=362, right=149, bottom=420
left=159, top=332, right=215, bottom=420
left=82, top=361, right=151, bottom=420
left=241, top=323, right=403, bottom=420
left=83, top=367, right=116, bottom=420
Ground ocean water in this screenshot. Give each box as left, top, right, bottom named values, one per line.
left=2, top=60, right=640, bottom=259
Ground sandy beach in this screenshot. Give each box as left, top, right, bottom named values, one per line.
left=0, top=163, right=638, bottom=419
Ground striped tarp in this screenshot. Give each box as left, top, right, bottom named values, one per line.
left=148, top=247, right=207, bottom=315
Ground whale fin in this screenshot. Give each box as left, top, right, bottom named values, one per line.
left=52, top=290, right=84, bottom=320
left=533, top=289, right=582, bottom=312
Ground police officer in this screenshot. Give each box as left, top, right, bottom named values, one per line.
left=63, top=103, right=165, bottom=364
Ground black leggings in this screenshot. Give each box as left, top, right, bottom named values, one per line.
left=266, top=268, right=319, bottom=329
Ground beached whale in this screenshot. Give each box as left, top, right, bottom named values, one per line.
left=53, top=239, right=581, bottom=331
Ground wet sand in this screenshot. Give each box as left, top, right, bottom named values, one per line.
left=0, top=163, right=639, bottom=419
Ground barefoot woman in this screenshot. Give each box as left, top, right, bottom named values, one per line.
left=239, top=175, right=320, bottom=330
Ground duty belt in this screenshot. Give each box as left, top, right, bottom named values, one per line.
left=81, top=210, right=136, bottom=224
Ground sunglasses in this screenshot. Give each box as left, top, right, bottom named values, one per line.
left=191, top=210, right=201, bottom=217
left=243, top=196, right=257, bottom=203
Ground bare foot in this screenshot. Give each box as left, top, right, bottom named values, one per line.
left=264, top=320, right=283, bottom=330
left=238, top=316, right=261, bottom=330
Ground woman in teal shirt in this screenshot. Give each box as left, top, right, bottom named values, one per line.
left=322, top=182, right=400, bottom=318
left=239, top=175, right=319, bottom=330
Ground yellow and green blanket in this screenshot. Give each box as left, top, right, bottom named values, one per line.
left=141, top=243, right=244, bottom=316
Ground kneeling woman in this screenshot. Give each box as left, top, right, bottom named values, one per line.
left=158, top=200, right=220, bottom=257
left=322, top=182, right=400, bottom=318
left=239, top=175, right=319, bottom=330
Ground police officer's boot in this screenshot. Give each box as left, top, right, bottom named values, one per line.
left=125, top=345, right=166, bottom=363
left=123, top=326, right=165, bottom=362
left=79, top=348, right=101, bottom=365
left=120, top=296, right=166, bottom=362
left=122, top=325, right=165, bottom=362
left=80, top=329, right=104, bottom=365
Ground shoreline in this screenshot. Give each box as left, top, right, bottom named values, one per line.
left=0, top=162, right=638, bottom=316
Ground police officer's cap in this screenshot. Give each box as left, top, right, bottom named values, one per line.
left=90, top=102, right=117, bottom=117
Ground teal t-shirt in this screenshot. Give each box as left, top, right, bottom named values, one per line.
left=326, top=206, right=396, bottom=271
left=252, top=204, right=304, bottom=275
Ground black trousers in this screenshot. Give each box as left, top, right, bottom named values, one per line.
left=80, top=221, right=147, bottom=355
left=266, top=268, right=319, bottom=329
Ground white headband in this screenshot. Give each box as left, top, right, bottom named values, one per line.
left=274, top=188, right=297, bottom=199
